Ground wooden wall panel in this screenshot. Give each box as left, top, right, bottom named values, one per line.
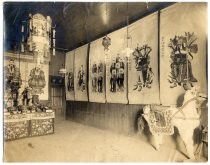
left=49, top=51, right=66, bottom=76
left=66, top=101, right=143, bottom=135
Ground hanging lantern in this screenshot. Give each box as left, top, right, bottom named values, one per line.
left=26, top=13, right=53, bottom=61
left=122, top=10, right=133, bottom=57
left=59, top=64, right=67, bottom=77
left=102, top=3, right=111, bottom=51
left=122, top=47, right=133, bottom=58
left=102, top=35, right=111, bottom=51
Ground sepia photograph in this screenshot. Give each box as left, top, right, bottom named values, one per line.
left=2, top=1, right=208, bottom=163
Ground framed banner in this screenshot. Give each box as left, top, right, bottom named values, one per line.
left=65, top=50, right=75, bottom=101
left=105, top=27, right=128, bottom=104
left=89, top=39, right=106, bottom=103
left=160, top=3, right=207, bottom=105
left=128, top=12, right=160, bottom=104
left=74, top=44, right=88, bottom=101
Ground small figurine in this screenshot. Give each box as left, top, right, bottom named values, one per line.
left=21, top=87, right=32, bottom=106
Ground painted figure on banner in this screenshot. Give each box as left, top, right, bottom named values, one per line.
left=110, top=55, right=125, bottom=92
left=28, top=66, right=46, bottom=94
left=92, top=63, right=98, bottom=92
left=4, top=59, right=22, bottom=106
left=67, top=70, right=74, bottom=91
left=77, top=65, right=86, bottom=91
left=98, top=61, right=103, bottom=93
left=132, top=44, right=154, bottom=91
left=168, top=32, right=198, bottom=89
left=91, top=61, right=104, bottom=93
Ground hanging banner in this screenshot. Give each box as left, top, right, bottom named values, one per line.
left=27, top=64, right=49, bottom=100
left=74, top=44, right=88, bottom=101
left=65, top=50, right=75, bottom=100
left=128, top=12, right=160, bottom=104
left=4, top=55, right=49, bottom=102
left=89, top=39, right=106, bottom=103
left=160, top=3, right=207, bottom=105
left=105, top=27, right=128, bottom=104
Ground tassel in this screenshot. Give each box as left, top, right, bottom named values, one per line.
left=53, top=39, right=56, bottom=46
left=29, top=42, right=32, bottom=51
left=53, top=29, right=56, bottom=38
left=21, top=25, right=24, bottom=32
left=53, top=48, right=55, bottom=56
left=22, top=35, right=25, bottom=42
left=21, top=43, right=24, bottom=52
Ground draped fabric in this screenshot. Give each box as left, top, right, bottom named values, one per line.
left=65, top=50, right=75, bottom=100
left=128, top=12, right=160, bottom=104
left=105, top=27, right=128, bottom=104
left=74, top=44, right=88, bottom=101
left=146, top=105, right=174, bottom=135
left=160, top=3, right=207, bottom=105
left=89, top=39, right=106, bottom=103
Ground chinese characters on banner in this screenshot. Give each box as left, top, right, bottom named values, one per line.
left=128, top=12, right=160, bottom=104
left=160, top=3, right=207, bottom=105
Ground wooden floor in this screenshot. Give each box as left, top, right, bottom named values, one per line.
left=3, top=116, right=203, bottom=162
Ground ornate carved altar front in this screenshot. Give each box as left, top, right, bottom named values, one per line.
left=4, top=111, right=55, bottom=141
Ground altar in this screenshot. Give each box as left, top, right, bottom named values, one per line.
left=4, top=111, right=55, bottom=141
